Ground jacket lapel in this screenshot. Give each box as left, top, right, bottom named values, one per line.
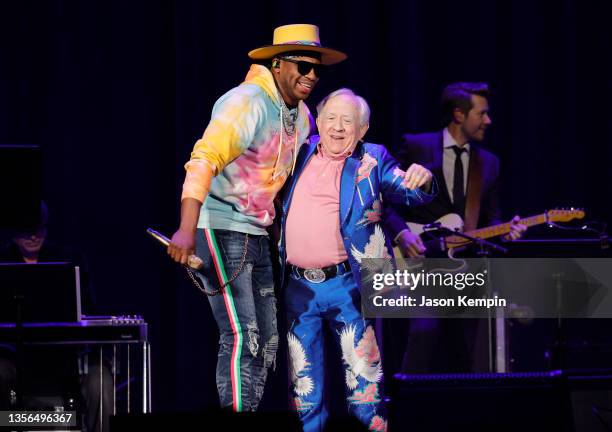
left=339, top=144, right=362, bottom=226
left=432, top=131, right=453, bottom=209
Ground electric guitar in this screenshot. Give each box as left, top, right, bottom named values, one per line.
left=393, top=208, right=585, bottom=257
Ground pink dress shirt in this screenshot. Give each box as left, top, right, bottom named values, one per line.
left=285, top=144, right=350, bottom=268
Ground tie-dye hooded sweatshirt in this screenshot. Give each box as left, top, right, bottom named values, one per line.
left=181, top=64, right=312, bottom=235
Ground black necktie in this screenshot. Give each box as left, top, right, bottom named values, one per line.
left=452, top=146, right=466, bottom=216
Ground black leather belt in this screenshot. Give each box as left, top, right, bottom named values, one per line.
left=290, top=261, right=351, bottom=283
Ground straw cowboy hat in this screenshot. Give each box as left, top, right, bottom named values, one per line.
left=248, top=24, right=347, bottom=65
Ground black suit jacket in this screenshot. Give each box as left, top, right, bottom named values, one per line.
left=386, top=131, right=501, bottom=239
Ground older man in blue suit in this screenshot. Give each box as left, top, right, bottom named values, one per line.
left=278, top=88, right=436, bottom=432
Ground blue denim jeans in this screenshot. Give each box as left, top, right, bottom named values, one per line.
left=194, top=229, right=278, bottom=412
left=285, top=270, right=387, bottom=432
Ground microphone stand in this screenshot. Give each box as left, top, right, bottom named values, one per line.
left=13, top=281, right=24, bottom=409
left=425, top=226, right=508, bottom=372
left=423, top=225, right=508, bottom=255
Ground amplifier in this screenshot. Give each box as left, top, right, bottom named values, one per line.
left=389, top=371, right=573, bottom=431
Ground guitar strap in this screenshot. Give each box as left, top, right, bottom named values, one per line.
left=464, top=147, right=483, bottom=232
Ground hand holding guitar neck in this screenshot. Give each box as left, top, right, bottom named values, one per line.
left=147, top=228, right=203, bottom=270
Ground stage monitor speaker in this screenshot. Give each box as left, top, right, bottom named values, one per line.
left=110, top=409, right=302, bottom=432
left=389, top=371, right=573, bottom=431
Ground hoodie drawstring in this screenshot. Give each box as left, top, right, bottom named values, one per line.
left=273, top=102, right=284, bottom=179
left=291, top=106, right=299, bottom=176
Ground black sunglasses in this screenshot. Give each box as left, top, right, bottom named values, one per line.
left=280, top=57, right=326, bottom=78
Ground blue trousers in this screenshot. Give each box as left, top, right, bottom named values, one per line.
left=285, top=269, right=387, bottom=432
left=195, top=229, right=278, bottom=412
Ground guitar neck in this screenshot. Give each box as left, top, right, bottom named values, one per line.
left=447, top=213, right=547, bottom=247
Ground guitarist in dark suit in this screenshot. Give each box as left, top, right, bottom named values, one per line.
left=384, top=82, right=526, bottom=373
left=386, top=82, right=525, bottom=257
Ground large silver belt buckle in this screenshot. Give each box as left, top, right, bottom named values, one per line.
left=304, top=268, right=326, bottom=283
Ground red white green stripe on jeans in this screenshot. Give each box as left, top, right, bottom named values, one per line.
left=204, top=229, right=243, bottom=412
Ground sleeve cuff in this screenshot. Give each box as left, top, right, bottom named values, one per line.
left=394, top=228, right=411, bottom=244
left=181, top=159, right=216, bottom=202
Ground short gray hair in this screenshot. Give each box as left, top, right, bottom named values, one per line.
left=316, top=88, right=370, bottom=126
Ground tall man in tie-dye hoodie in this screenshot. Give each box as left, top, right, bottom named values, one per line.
left=167, top=24, right=346, bottom=412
